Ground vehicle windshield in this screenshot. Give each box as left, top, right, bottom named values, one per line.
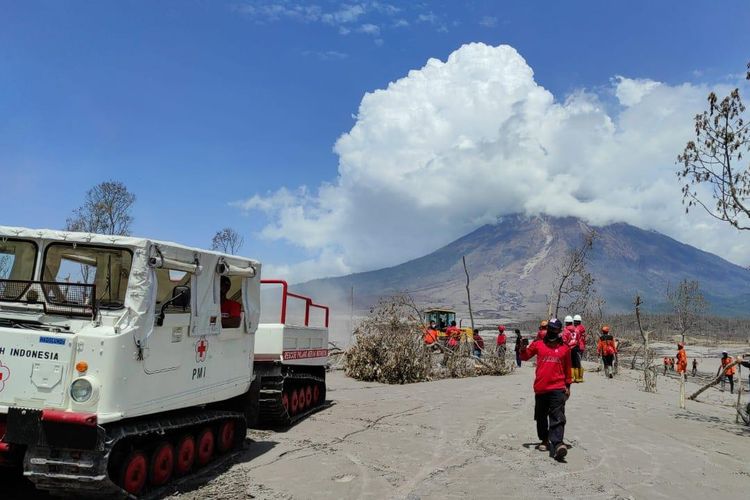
left=0, top=239, right=37, bottom=280
left=43, top=243, right=133, bottom=309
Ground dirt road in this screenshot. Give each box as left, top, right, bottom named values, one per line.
left=165, top=363, right=749, bottom=499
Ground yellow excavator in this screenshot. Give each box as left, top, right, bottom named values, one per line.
left=423, top=308, right=473, bottom=342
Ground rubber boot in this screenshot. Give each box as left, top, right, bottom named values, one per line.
left=579, top=367, right=584, bottom=382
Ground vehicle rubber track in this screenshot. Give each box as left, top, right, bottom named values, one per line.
left=24, top=409, right=245, bottom=499
left=257, top=370, right=326, bottom=428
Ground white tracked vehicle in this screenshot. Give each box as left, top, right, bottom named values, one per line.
left=0, top=226, right=329, bottom=497
left=254, top=280, right=329, bottom=427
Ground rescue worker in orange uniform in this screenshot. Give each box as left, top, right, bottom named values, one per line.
left=596, top=326, right=617, bottom=379
left=423, top=320, right=439, bottom=346
left=718, top=351, right=735, bottom=394
left=675, top=343, right=688, bottom=376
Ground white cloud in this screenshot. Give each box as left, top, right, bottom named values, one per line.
left=236, top=1, right=403, bottom=39
left=321, top=3, right=367, bottom=25
left=235, top=2, right=323, bottom=22
left=613, top=75, right=661, bottom=106
left=358, top=23, right=380, bottom=35
left=417, top=12, right=438, bottom=24
left=479, top=16, right=497, bottom=27
left=239, top=43, right=750, bottom=281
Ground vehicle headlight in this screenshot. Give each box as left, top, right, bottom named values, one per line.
left=70, top=378, right=93, bottom=402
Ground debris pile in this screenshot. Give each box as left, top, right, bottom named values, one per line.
left=345, top=296, right=511, bottom=384
left=345, top=296, right=432, bottom=384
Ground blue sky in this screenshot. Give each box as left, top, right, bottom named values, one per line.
left=1, top=1, right=749, bottom=280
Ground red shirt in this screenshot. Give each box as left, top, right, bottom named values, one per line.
left=473, top=334, right=485, bottom=350
left=221, top=299, right=241, bottom=320
left=563, top=325, right=577, bottom=348
left=445, top=326, right=462, bottom=339
left=496, top=333, right=507, bottom=345
left=520, top=340, right=573, bottom=394
left=575, top=324, right=587, bottom=350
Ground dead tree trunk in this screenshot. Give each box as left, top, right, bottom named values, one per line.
left=463, top=256, right=475, bottom=332
left=462, top=256, right=475, bottom=356
left=688, top=357, right=744, bottom=400
left=635, top=295, right=657, bottom=392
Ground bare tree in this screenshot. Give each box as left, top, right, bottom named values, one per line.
left=666, top=279, right=708, bottom=344
left=635, top=295, right=657, bottom=393
left=551, top=229, right=597, bottom=317
left=677, top=61, right=750, bottom=230
left=211, top=228, right=244, bottom=255
left=65, top=181, right=136, bottom=236
left=583, top=294, right=606, bottom=361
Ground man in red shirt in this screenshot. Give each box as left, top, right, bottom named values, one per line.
left=445, top=321, right=462, bottom=349
left=520, top=318, right=572, bottom=461
left=472, top=329, right=485, bottom=358
left=220, top=276, right=242, bottom=328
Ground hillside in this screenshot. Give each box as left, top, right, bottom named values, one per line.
left=296, top=214, right=750, bottom=318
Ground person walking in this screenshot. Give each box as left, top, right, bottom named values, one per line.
left=596, top=326, right=617, bottom=379
left=563, top=316, right=582, bottom=383
left=663, top=357, right=669, bottom=375
left=514, top=329, right=523, bottom=367
left=496, top=325, right=507, bottom=358
left=718, top=351, right=735, bottom=394
left=691, top=358, right=698, bottom=377
left=573, top=314, right=587, bottom=381
left=520, top=318, right=572, bottom=461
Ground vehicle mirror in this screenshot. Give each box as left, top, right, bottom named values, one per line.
left=172, top=286, right=190, bottom=309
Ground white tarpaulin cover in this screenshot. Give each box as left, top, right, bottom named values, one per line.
left=0, top=226, right=262, bottom=343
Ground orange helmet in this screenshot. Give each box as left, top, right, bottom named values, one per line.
left=601, top=325, right=610, bottom=333
left=540, top=320, right=548, bottom=329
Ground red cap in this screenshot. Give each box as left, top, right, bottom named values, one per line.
left=498, top=325, right=505, bottom=332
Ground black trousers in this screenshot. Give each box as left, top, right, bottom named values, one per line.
left=571, top=347, right=581, bottom=369
left=534, top=390, right=567, bottom=449
left=721, top=374, right=734, bottom=393
left=602, top=355, right=614, bottom=367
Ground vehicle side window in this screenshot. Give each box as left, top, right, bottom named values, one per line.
left=156, top=269, right=192, bottom=315
left=220, top=275, right=243, bottom=330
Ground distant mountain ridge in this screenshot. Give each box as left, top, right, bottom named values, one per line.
left=296, top=214, right=750, bottom=318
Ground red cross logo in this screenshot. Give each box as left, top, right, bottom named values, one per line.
left=0, top=361, right=10, bottom=393
left=195, top=338, right=208, bottom=363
